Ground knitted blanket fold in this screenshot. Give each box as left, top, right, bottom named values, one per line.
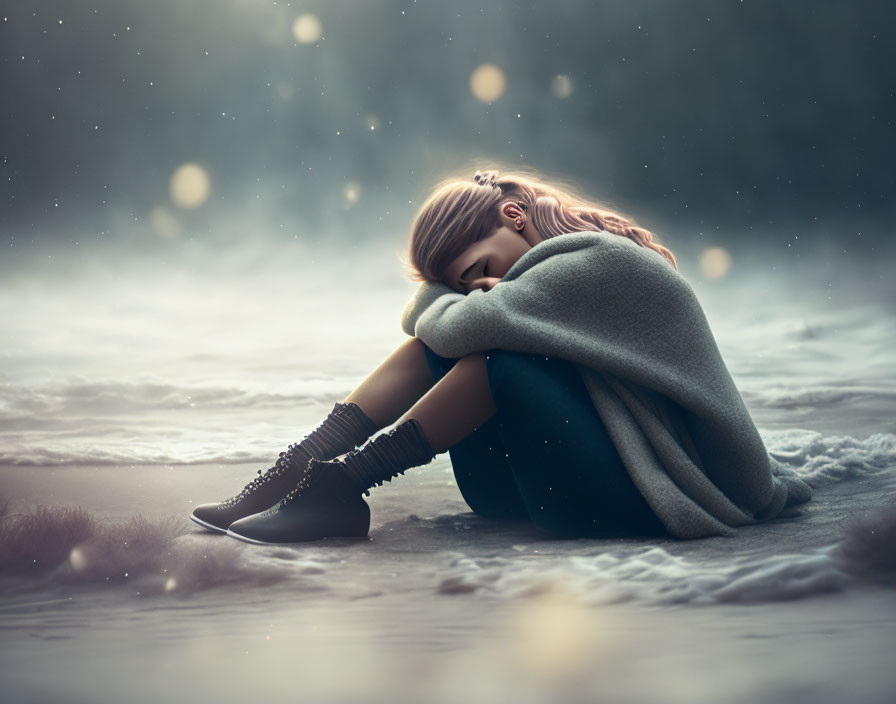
left=400, top=230, right=813, bottom=539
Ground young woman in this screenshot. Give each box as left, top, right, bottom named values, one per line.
left=190, top=167, right=680, bottom=545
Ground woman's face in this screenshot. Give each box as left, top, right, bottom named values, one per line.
left=442, top=202, right=541, bottom=294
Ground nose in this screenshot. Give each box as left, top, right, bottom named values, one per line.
left=468, top=276, right=502, bottom=293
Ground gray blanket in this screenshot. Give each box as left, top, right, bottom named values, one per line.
left=400, top=230, right=813, bottom=539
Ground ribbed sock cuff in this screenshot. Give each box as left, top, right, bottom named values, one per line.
left=340, top=418, right=436, bottom=496
left=300, top=401, right=380, bottom=461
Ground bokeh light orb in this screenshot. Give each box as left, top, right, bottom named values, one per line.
left=169, top=163, right=211, bottom=209
left=699, top=246, right=733, bottom=279
left=470, top=63, right=507, bottom=102
left=69, top=547, right=87, bottom=572
left=150, top=205, right=180, bottom=238
left=504, top=582, right=594, bottom=677
left=292, top=13, right=323, bottom=43
left=550, top=73, right=575, bottom=99
left=343, top=181, right=361, bottom=207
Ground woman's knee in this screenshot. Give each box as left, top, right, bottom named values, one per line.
left=420, top=340, right=462, bottom=381
left=485, top=349, right=568, bottom=402
left=484, top=349, right=531, bottom=377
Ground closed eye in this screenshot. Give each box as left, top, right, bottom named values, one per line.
left=460, top=257, right=492, bottom=294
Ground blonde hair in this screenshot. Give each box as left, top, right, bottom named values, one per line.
left=399, top=164, right=677, bottom=283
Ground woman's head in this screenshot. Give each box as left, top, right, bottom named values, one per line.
left=440, top=192, right=542, bottom=295
left=401, top=165, right=677, bottom=294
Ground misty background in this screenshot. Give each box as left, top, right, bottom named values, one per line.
left=2, top=0, right=894, bottom=272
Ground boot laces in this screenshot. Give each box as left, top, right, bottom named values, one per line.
left=278, top=458, right=326, bottom=509
left=220, top=441, right=309, bottom=508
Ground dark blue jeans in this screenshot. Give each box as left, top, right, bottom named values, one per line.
left=422, top=344, right=669, bottom=539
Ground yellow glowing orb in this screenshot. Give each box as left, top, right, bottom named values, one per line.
left=503, top=582, right=596, bottom=677
left=470, top=63, right=507, bottom=102
left=550, top=74, right=575, bottom=99
left=150, top=205, right=180, bottom=238
left=169, top=163, right=211, bottom=209
left=699, top=246, right=733, bottom=278
left=292, top=14, right=323, bottom=43
left=69, top=547, right=87, bottom=572
left=343, top=181, right=360, bottom=206
left=164, top=577, right=178, bottom=592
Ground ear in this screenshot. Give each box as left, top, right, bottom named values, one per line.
left=498, top=200, right=515, bottom=216
left=500, top=201, right=525, bottom=230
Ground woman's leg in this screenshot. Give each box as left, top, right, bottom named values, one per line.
left=420, top=345, right=530, bottom=521
left=343, top=338, right=527, bottom=519
left=393, top=352, right=497, bottom=453
left=220, top=339, right=525, bottom=543
left=485, top=350, right=668, bottom=538
left=342, top=337, right=438, bottom=429
left=342, top=336, right=499, bottom=455
left=341, top=337, right=509, bottom=458
left=340, top=338, right=662, bottom=536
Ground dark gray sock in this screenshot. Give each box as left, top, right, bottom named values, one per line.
left=338, top=418, right=437, bottom=496
left=300, top=401, right=380, bottom=461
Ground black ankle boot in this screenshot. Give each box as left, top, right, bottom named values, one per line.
left=226, top=418, right=437, bottom=544
left=190, top=401, right=379, bottom=533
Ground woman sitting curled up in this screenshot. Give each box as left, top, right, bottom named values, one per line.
left=191, top=166, right=812, bottom=545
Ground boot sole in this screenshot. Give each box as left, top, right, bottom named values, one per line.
left=189, top=513, right=229, bottom=534
left=225, top=528, right=370, bottom=546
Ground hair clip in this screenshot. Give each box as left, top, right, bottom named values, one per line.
left=473, top=170, right=499, bottom=187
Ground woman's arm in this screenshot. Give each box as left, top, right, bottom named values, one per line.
left=400, top=281, right=458, bottom=337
